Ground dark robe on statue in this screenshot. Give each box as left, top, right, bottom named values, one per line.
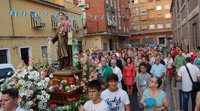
left=52, top=20, right=72, bottom=70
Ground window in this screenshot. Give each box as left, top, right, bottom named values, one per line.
left=157, top=14, right=163, bottom=18
left=133, top=17, right=139, bottom=21
left=20, top=47, right=32, bottom=65
left=135, top=8, right=139, bottom=15
left=140, top=7, right=147, bottom=15
left=165, top=13, right=171, bottom=18
left=157, top=24, right=163, bottom=29
left=127, top=27, right=129, bottom=32
left=166, top=23, right=172, bottom=28
left=103, top=42, right=108, bottom=51
left=83, top=18, right=87, bottom=28
left=134, top=0, right=138, bottom=4
left=149, top=24, right=155, bottom=29
left=140, top=16, right=147, bottom=21
left=73, top=20, right=81, bottom=31
left=30, top=11, right=46, bottom=28
left=141, top=25, right=148, bottom=30
left=51, top=15, right=59, bottom=30
left=156, top=6, right=162, bottom=10
left=41, top=46, right=48, bottom=60
left=165, top=4, right=170, bottom=9
left=147, top=5, right=154, bottom=10
left=193, top=23, right=198, bottom=48
left=133, top=26, right=140, bottom=31
left=110, top=0, right=113, bottom=6
left=123, top=26, right=126, bottom=32
left=0, top=49, right=10, bottom=64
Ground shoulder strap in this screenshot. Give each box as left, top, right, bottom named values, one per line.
left=185, top=65, right=194, bottom=83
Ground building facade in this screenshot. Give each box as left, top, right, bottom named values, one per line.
left=170, top=0, right=200, bottom=50
left=0, top=0, right=83, bottom=68
left=129, top=0, right=172, bottom=47
left=78, top=0, right=131, bottom=51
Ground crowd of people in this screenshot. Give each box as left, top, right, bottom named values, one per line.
left=79, top=45, right=200, bottom=111
left=1, top=45, right=200, bottom=111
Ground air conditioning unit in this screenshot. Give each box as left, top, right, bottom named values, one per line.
left=85, top=4, right=90, bottom=9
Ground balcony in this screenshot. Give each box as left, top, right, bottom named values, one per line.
left=111, top=7, right=116, bottom=13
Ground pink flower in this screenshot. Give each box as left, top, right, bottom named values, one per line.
left=80, top=81, right=85, bottom=87
left=42, top=58, right=46, bottom=65
left=50, top=104, right=57, bottom=109
left=82, top=78, right=88, bottom=82
left=101, top=85, right=105, bottom=89
left=28, top=56, right=33, bottom=66
left=42, top=72, right=47, bottom=79
left=54, top=85, right=60, bottom=91
left=18, top=66, right=22, bottom=72
left=82, top=71, right=86, bottom=75
left=12, top=79, right=17, bottom=84
left=74, top=74, right=79, bottom=80
left=83, top=86, right=87, bottom=90
left=69, top=97, right=76, bottom=102
left=37, top=68, right=40, bottom=73
left=30, top=93, right=33, bottom=97
left=89, top=67, right=93, bottom=71
left=83, top=94, right=87, bottom=96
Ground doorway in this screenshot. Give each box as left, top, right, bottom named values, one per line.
left=20, top=47, right=31, bottom=65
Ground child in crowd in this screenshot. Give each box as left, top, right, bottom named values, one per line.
left=101, top=74, right=130, bottom=111
left=79, top=80, right=109, bottom=111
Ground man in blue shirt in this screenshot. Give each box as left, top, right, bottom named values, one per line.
left=150, top=56, right=166, bottom=78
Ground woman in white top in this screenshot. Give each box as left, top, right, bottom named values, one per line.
left=164, top=53, right=173, bottom=82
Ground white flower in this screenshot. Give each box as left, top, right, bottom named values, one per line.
left=49, top=86, right=54, bottom=92
left=7, top=71, right=12, bottom=75
left=37, top=82, right=42, bottom=87
left=28, top=101, right=33, bottom=106
left=45, top=77, right=50, bottom=82
left=49, top=74, right=53, bottom=78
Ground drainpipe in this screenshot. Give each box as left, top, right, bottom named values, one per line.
left=9, top=0, right=15, bottom=37
left=198, top=0, right=200, bottom=46
left=178, top=0, right=182, bottom=49
left=186, top=0, right=190, bottom=50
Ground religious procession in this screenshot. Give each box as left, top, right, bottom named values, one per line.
left=1, top=0, right=200, bottom=111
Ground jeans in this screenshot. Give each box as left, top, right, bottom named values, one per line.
left=182, top=91, right=197, bottom=111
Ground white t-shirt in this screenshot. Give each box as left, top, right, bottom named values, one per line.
left=164, top=58, right=173, bottom=69
left=178, top=63, right=200, bottom=92
left=101, top=88, right=130, bottom=111
left=150, top=57, right=155, bottom=65
left=15, top=106, right=26, bottom=111
left=182, top=53, right=191, bottom=58
left=83, top=100, right=109, bottom=111
left=111, top=66, right=123, bottom=89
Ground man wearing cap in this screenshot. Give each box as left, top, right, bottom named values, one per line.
left=52, top=11, right=72, bottom=70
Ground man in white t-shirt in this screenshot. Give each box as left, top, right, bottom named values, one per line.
left=111, top=59, right=123, bottom=89
left=79, top=80, right=109, bottom=111
left=1, top=88, right=25, bottom=111
left=177, top=57, right=200, bottom=111
left=101, top=74, right=130, bottom=111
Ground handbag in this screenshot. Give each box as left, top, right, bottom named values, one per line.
left=185, top=65, right=200, bottom=92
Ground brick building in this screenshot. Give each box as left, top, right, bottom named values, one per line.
left=170, top=0, right=200, bottom=51
left=78, top=0, right=131, bottom=51
left=129, top=0, right=172, bottom=47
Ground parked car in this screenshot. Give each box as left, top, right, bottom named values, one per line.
left=0, top=64, right=16, bottom=79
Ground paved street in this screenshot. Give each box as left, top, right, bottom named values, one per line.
left=129, top=72, right=174, bottom=111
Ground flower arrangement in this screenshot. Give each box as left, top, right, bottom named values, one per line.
left=0, top=57, right=53, bottom=110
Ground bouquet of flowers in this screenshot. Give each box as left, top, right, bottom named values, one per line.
left=0, top=57, right=53, bottom=110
